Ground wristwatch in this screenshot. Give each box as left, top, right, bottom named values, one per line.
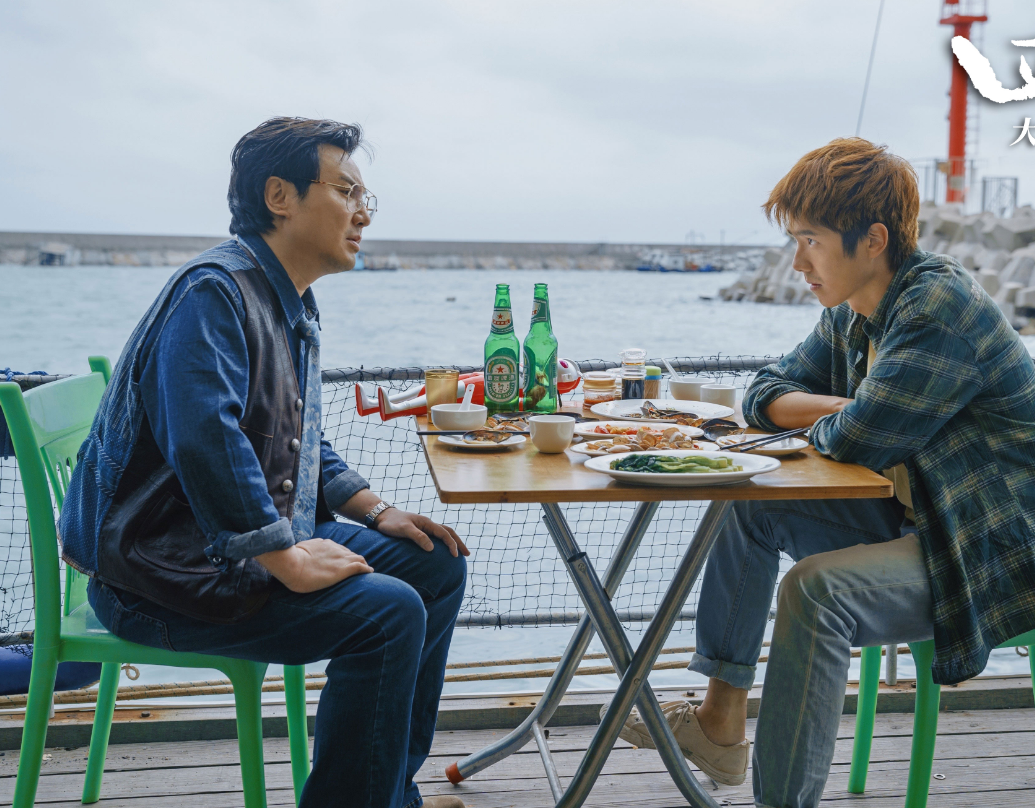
left=363, top=501, right=394, bottom=527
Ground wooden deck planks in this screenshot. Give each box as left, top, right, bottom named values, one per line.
left=0, top=708, right=1031, bottom=806
left=3, top=675, right=1030, bottom=751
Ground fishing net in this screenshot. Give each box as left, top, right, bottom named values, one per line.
left=0, top=356, right=776, bottom=646
left=0, top=460, right=33, bottom=652
left=318, top=355, right=776, bottom=630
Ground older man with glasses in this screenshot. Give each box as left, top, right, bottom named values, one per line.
left=60, top=117, right=469, bottom=808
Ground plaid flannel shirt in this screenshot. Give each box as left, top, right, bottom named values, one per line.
left=744, top=250, right=1035, bottom=685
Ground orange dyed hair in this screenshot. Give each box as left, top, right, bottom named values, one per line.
left=763, top=138, right=920, bottom=271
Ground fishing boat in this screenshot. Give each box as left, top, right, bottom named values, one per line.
left=635, top=249, right=723, bottom=272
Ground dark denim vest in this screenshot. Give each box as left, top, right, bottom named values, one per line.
left=94, top=257, right=305, bottom=623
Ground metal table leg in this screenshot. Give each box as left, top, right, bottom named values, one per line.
left=447, top=499, right=733, bottom=807
left=541, top=501, right=733, bottom=808
left=446, top=502, right=661, bottom=784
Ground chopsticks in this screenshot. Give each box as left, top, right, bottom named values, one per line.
left=415, top=430, right=530, bottom=436
left=725, top=427, right=810, bottom=452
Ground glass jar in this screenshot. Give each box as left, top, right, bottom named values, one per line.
left=619, top=348, right=647, bottom=400
left=582, top=371, right=618, bottom=411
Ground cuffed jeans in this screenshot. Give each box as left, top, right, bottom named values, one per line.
left=88, top=520, right=467, bottom=808
left=686, top=498, right=934, bottom=808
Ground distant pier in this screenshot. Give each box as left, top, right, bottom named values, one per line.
left=0, top=231, right=764, bottom=271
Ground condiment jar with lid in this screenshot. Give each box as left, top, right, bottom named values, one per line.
left=582, top=371, right=618, bottom=412
left=644, top=365, right=662, bottom=399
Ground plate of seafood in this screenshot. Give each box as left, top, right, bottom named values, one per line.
left=571, top=426, right=718, bottom=457
left=437, top=433, right=527, bottom=450
left=484, top=413, right=530, bottom=431
left=574, top=421, right=704, bottom=440
left=589, top=399, right=734, bottom=423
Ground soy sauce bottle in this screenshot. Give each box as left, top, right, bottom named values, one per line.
left=619, top=348, right=646, bottom=399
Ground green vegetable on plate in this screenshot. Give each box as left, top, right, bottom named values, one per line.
left=609, top=454, right=744, bottom=474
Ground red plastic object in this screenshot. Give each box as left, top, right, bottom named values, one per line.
left=358, top=361, right=580, bottom=420
left=445, top=762, right=465, bottom=784
left=377, top=373, right=485, bottom=421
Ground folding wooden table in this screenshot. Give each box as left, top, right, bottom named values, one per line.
left=418, top=418, right=892, bottom=808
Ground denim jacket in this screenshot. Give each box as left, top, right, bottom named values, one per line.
left=60, top=236, right=369, bottom=580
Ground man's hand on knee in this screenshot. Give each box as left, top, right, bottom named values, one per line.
left=337, top=489, right=469, bottom=558
left=256, top=539, right=374, bottom=593
left=373, top=508, right=470, bottom=558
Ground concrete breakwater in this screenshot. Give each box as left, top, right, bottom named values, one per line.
left=0, top=231, right=764, bottom=272
left=718, top=202, right=1035, bottom=331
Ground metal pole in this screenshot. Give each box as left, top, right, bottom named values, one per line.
left=532, top=721, right=564, bottom=802
left=855, top=0, right=885, bottom=136
left=454, top=606, right=704, bottom=627
left=447, top=502, right=660, bottom=783
left=543, top=501, right=733, bottom=808
left=884, top=643, right=898, bottom=686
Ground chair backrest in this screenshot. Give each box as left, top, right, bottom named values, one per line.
left=998, top=628, right=1035, bottom=649
left=0, top=357, right=110, bottom=645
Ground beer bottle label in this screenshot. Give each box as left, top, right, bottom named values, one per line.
left=486, top=355, right=519, bottom=402
left=490, top=307, right=513, bottom=334
left=530, top=299, right=549, bottom=324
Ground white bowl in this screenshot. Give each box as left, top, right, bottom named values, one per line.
left=430, top=403, right=488, bottom=431
left=668, top=377, right=708, bottom=401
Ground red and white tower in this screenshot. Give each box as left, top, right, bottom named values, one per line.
left=940, top=1, right=988, bottom=203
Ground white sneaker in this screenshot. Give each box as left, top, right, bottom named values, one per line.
left=603, top=699, right=749, bottom=786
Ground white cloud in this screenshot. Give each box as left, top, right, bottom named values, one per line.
left=1, top=0, right=1033, bottom=243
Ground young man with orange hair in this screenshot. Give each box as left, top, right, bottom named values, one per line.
left=616, top=138, right=1035, bottom=807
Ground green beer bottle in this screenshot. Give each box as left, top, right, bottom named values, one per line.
left=521, top=283, right=559, bottom=413
left=484, top=284, right=521, bottom=415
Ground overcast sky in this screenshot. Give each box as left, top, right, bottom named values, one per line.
left=2, top=0, right=1033, bottom=245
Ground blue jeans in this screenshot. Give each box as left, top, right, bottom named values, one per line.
left=687, top=498, right=934, bottom=808
left=89, top=520, right=467, bottom=808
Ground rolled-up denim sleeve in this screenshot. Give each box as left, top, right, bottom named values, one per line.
left=743, top=313, right=835, bottom=433
left=213, top=518, right=294, bottom=560
left=138, top=272, right=295, bottom=562
left=320, top=437, right=370, bottom=512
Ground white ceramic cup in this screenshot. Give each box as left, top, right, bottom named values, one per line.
left=700, top=384, right=737, bottom=410
left=668, top=376, right=710, bottom=401
left=528, top=414, right=575, bottom=453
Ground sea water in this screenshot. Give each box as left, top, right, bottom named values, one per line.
left=3, top=265, right=830, bottom=373
left=3, top=264, right=1033, bottom=700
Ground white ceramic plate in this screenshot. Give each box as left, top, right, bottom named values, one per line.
left=589, top=399, right=735, bottom=422
left=571, top=439, right=718, bottom=458
left=437, top=434, right=527, bottom=450
left=716, top=434, right=809, bottom=457
left=574, top=421, right=704, bottom=440
left=583, top=450, right=781, bottom=487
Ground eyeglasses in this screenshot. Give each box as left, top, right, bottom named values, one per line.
left=293, top=179, right=378, bottom=219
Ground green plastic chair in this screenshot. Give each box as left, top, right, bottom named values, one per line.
left=849, top=632, right=1035, bottom=808
left=1, top=358, right=312, bottom=807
